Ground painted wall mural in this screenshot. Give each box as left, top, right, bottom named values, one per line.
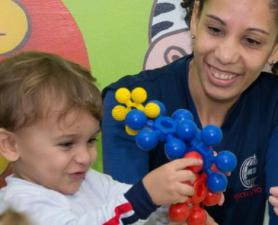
left=144, top=0, right=192, bottom=70
left=64, top=0, right=191, bottom=88
left=0, top=0, right=89, bottom=66
left=0, top=1, right=29, bottom=55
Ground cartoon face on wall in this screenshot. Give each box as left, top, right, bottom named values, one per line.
left=0, top=0, right=29, bottom=55
left=144, top=0, right=192, bottom=70
left=0, top=0, right=90, bottom=187
left=0, top=0, right=89, bottom=67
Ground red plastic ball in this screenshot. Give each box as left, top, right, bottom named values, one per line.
left=187, top=207, right=207, bottom=225
left=191, top=174, right=208, bottom=205
left=168, top=203, right=191, bottom=223
left=203, top=191, right=222, bottom=206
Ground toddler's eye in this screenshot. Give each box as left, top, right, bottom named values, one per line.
left=58, top=141, right=74, bottom=148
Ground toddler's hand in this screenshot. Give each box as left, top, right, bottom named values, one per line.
left=143, top=157, right=202, bottom=205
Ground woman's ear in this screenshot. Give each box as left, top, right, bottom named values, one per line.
left=0, top=128, right=19, bottom=162
left=269, top=42, right=278, bottom=63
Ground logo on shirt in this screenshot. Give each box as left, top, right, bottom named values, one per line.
left=239, top=155, right=258, bottom=189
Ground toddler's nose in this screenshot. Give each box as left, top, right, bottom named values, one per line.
left=74, top=147, right=92, bottom=166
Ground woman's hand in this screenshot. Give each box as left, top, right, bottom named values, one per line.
left=269, top=187, right=278, bottom=215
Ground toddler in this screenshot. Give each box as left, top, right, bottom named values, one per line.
left=0, top=52, right=201, bottom=225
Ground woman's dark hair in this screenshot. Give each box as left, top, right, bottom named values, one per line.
left=181, top=0, right=278, bottom=74
left=181, top=0, right=205, bottom=27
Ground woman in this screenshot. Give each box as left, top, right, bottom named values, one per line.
left=102, top=0, right=278, bottom=224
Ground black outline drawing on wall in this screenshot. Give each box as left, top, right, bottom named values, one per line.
left=144, top=0, right=192, bottom=70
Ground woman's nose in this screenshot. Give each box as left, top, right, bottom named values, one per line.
left=214, top=37, right=240, bottom=64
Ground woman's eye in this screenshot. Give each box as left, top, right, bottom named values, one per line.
left=207, top=26, right=223, bottom=36
left=244, top=38, right=262, bottom=48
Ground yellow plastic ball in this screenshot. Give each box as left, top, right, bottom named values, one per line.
left=112, top=105, right=128, bottom=121
left=125, top=125, right=138, bottom=136
left=144, top=102, right=160, bottom=119
left=0, top=157, right=9, bottom=175
left=131, top=87, right=147, bottom=103
left=115, top=88, right=131, bottom=104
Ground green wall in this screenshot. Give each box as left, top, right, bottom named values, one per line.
left=63, top=0, right=152, bottom=88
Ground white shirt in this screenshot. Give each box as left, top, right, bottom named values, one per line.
left=0, top=169, right=151, bottom=225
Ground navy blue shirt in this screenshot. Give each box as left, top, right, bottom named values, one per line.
left=102, top=55, right=278, bottom=225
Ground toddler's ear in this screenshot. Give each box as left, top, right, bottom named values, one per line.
left=0, top=128, right=19, bottom=162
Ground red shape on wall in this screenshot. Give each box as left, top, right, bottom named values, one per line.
left=0, top=0, right=89, bottom=67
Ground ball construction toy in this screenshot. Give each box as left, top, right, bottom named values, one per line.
left=112, top=87, right=237, bottom=225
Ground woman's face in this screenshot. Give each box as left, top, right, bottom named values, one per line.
left=190, top=0, right=278, bottom=102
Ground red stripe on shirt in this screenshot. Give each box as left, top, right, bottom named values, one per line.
left=103, top=202, right=133, bottom=225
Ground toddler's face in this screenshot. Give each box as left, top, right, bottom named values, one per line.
left=12, top=108, right=99, bottom=194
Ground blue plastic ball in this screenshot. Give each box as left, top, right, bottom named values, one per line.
left=176, top=119, right=198, bottom=141
left=125, top=109, right=147, bottom=130
left=136, top=129, right=159, bottom=151
left=207, top=172, right=228, bottom=193
left=215, top=151, right=237, bottom=173
left=201, top=125, right=223, bottom=146
left=172, top=109, right=193, bottom=123
left=164, top=137, right=187, bottom=160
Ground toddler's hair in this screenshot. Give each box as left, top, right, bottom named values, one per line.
left=0, top=51, right=102, bottom=131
